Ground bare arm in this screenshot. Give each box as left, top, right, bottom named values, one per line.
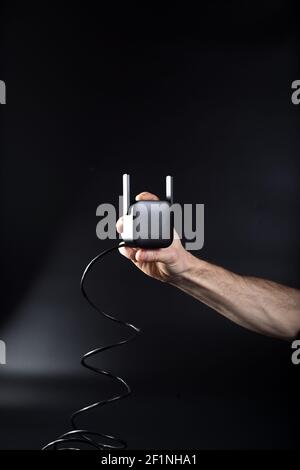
left=169, top=255, right=300, bottom=340
left=117, top=192, right=300, bottom=341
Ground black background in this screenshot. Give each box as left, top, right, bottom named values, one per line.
left=0, top=1, right=299, bottom=449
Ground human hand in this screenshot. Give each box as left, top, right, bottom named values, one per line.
left=116, top=191, right=194, bottom=283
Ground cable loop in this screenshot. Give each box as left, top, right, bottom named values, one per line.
left=42, top=243, right=140, bottom=450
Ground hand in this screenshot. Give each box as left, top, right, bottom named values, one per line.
left=116, top=191, right=194, bottom=283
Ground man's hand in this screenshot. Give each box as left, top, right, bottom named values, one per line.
left=116, top=191, right=194, bottom=283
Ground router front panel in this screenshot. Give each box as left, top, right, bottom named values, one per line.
left=121, top=174, right=174, bottom=249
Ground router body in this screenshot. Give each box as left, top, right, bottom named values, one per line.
left=121, top=174, right=174, bottom=248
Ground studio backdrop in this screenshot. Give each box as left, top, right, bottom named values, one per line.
left=0, top=2, right=299, bottom=450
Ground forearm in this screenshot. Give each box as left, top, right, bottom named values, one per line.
left=117, top=191, right=300, bottom=340
left=170, top=253, right=300, bottom=340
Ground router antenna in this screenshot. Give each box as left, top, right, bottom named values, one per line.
left=122, top=174, right=130, bottom=217
left=166, top=175, right=173, bottom=205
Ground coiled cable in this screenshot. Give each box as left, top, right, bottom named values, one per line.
left=42, top=242, right=140, bottom=450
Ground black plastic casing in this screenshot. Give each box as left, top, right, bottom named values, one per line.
left=126, top=200, right=174, bottom=248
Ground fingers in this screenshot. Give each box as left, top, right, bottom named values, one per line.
left=116, top=217, right=123, bottom=234
left=135, top=247, right=175, bottom=264
left=117, top=191, right=165, bottom=264
left=116, top=192, right=159, bottom=234
left=135, top=192, right=159, bottom=201
left=118, top=244, right=137, bottom=261
left=119, top=244, right=177, bottom=265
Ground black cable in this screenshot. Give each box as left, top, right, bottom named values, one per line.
left=42, top=242, right=141, bottom=450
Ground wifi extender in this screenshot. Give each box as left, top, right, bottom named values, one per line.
left=121, top=174, right=174, bottom=249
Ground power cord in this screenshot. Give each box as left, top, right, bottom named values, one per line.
left=42, top=242, right=141, bottom=450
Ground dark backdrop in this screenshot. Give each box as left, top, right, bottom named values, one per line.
left=0, top=1, right=299, bottom=449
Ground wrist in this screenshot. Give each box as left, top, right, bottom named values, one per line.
left=168, top=250, right=207, bottom=287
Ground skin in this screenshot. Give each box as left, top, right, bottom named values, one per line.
left=117, top=192, right=300, bottom=341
